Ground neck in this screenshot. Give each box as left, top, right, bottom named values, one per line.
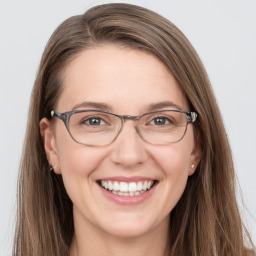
left=70, top=210, right=170, bottom=256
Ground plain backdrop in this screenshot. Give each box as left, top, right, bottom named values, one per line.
left=0, top=0, right=255, bottom=255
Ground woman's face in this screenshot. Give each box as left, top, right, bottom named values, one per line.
left=41, top=45, right=200, bottom=238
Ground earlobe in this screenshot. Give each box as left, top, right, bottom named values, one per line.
left=188, top=140, right=202, bottom=176
left=39, top=118, right=61, bottom=174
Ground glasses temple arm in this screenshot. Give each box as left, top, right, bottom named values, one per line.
left=51, top=110, right=64, bottom=120
left=187, top=112, right=198, bottom=123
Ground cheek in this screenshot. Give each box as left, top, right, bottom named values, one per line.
left=151, top=140, right=194, bottom=211
left=154, top=144, right=192, bottom=177
left=153, top=126, right=195, bottom=174
left=160, top=146, right=190, bottom=196
left=56, top=145, right=109, bottom=179
left=54, top=136, right=109, bottom=210
left=54, top=125, right=107, bottom=177
left=54, top=132, right=109, bottom=207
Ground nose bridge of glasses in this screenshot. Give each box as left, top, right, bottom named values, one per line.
left=117, top=115, right=141, bottom=139
left=120, top=115, right=141, bottom=131
left=122, top=115, right=140, bottom=121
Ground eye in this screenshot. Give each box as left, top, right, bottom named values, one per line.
left=83, top=117, right=106, bottom=126
left=150, top=116, right=171, bottom=126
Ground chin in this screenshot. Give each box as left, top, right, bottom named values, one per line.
left=98, top=213, right=167, bottom=239
left=104, top=223, right=152, bottom=239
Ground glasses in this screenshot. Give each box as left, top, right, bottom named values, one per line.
left=50, top=109, right=198, bottom=146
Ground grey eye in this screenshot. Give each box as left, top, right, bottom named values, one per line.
left=84, top=117, right=106, bottom=126
left=150, top=117, right=170, bottom=126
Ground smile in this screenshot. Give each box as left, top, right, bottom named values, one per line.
left=99, top=180, right=155, bottom=196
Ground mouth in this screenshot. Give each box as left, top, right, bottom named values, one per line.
left=97, top=179, right=157, bottom=197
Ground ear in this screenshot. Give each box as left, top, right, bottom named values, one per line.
left=40, top=118, right=61, bottom=174
left=188, top=138, right=202, bottom=176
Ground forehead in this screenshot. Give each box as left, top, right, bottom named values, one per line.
left=57, top=44, right=189, bottom=113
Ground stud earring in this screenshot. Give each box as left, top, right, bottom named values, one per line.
left=50, top=164, right=58, bottom=171
left=191, top=164, right=195, bottom=169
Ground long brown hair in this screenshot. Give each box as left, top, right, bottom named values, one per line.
left=13, top=3, right=255, bottom=255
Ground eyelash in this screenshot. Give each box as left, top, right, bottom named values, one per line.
left=148, top=116, right=172, bottom=125
left=82, top=116, right=107, bottom=126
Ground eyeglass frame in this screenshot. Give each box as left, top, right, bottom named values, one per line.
left=50, top=109, right=198, bottom=146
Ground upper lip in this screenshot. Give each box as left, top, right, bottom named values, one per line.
left=97, top=176, right=156, bottom=182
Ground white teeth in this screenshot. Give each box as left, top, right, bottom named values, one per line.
left=111, top=191, right=144, bottom=196
left=147, top=181, right=153, bottom=189
left=137, top=181, right=142, bottom=191
left=128, top=182, right=137, bottom=192
left=113, top=181, right=119, bottom=191
left=100, top=180, right=155, bottom=196
left=101, top=180, right=107, bottom=189
left=120, top=182, right=128, bottom=192
left=108, top=181, right=113, bottom=190
left=142, top=182, right=148, bottom=191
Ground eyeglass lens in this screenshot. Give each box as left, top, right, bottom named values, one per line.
left=67, top=110, right=189, bottom=146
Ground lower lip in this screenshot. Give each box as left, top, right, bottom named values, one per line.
left=98, top=183, right=157, bottom=206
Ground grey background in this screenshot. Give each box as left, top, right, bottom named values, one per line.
left=0, top=0, right=255, bottom=254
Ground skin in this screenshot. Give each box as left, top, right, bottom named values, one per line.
left=40, top=45, right=201, bottom=256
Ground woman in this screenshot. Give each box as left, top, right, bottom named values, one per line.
left=13, top=3, right=255, bottom=256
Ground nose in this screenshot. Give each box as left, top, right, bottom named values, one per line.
left=109, top=121, right=148, bottom=168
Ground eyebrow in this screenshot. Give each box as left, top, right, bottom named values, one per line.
left=72, top=101, right=113, bottom=111
left=71, top=100, right=183, bottom=112
left=146, top=101, right=183, bottom=112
